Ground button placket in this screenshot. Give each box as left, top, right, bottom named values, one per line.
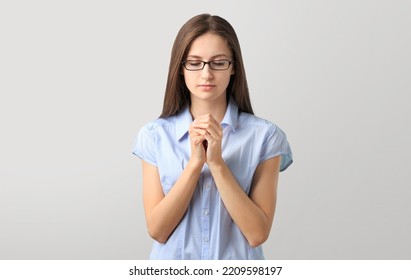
left=201, top=167, right=211, bottom=259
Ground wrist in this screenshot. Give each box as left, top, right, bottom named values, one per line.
left=208, top=158, right=226, bottom=173
left=187, top=158, right=204, bottom=172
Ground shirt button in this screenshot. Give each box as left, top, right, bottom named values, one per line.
left=203, top=237, right=209, bottom=243
left=205, top=185, right=210, bottom=189
left=204, top=210, right=209, bottom=216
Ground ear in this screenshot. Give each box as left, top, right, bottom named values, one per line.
left=230, top=63, right=235, bottom=75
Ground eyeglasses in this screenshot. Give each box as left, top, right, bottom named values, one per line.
left=182, top=59, right=234, bottom=71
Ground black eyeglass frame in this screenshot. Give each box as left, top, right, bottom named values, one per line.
left=182, top=59, right=234, bottom=71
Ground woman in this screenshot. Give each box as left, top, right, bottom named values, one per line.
left=133, top=14, right=292, bottom=259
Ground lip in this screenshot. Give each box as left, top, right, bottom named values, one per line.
left=198, top=84, right=216, bottom=90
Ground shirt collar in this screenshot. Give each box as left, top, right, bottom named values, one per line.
left=175, top=97, right=239, bottom=141
left=175, top=105, right=194, bottom=141
left=221, top=96, right=238, bottom=132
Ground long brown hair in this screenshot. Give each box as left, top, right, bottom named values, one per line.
left=160, top=14, right=254, bottom=118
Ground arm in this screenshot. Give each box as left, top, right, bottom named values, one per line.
left=192, top=114, right=280, bottom=247
left=141, top=123, right=206, bottom=243
left=209, top=156, right=280, bottom=247
left=142, top=160, right=202, bottom=243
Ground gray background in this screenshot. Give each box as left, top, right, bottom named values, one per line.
left=1, top=0, right=410, bottom=259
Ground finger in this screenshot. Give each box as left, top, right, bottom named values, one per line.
left=209, top=123, right=223, bottom=137
left=190, top=127, right=209, bottom=137
left=196, top=123, right=222, bottom=140
left=189, top=124, right=207, bottom=135
left=192, top=121, right=221, bottom=130
left=194, top=138, right=206, bottom=146
left=204, top=130, right=219, bottom=144
left=193, top=114, right=219, bottom=125
left=190, top=131, right=206, bottom=142
left=192, top=120, right=222, bottom=136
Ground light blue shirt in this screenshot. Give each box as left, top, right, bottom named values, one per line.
left=133, top=98, right=292, bottom=259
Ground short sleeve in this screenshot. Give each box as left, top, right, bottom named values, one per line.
left=260, top=124, right=293, bottom=172
left=132, top=124, right=157, bottom=166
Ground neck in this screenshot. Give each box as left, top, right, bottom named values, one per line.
left=189, top=96, right=227, bottom=123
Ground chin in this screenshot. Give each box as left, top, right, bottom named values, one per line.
left=191, top=90, right=226, bottom=100
left=192, top=93, right=225, bottom=103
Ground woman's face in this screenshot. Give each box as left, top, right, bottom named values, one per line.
left=183, top=32, right=234, bottom=105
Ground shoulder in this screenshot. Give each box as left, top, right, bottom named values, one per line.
left=139, top=116, right=177, bottom=135
left=133, top=116, right=177, bottom=158
left=238, top=112, right=279, bottom=133
left=237, top=112, right=289, bottom=145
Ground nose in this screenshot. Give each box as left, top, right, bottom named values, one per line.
left=201, top=64, right=213, bottom=81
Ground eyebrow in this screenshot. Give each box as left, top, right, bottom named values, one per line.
left=186, top=54, right=231, bottom=60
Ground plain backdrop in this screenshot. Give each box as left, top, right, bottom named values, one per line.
left=1, top=0, right=410, bottom=259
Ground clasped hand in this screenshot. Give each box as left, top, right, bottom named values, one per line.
left=189, top=114, right=223, bottom=167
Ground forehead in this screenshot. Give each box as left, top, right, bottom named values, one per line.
left=187, top=32, right=231, bottom=58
